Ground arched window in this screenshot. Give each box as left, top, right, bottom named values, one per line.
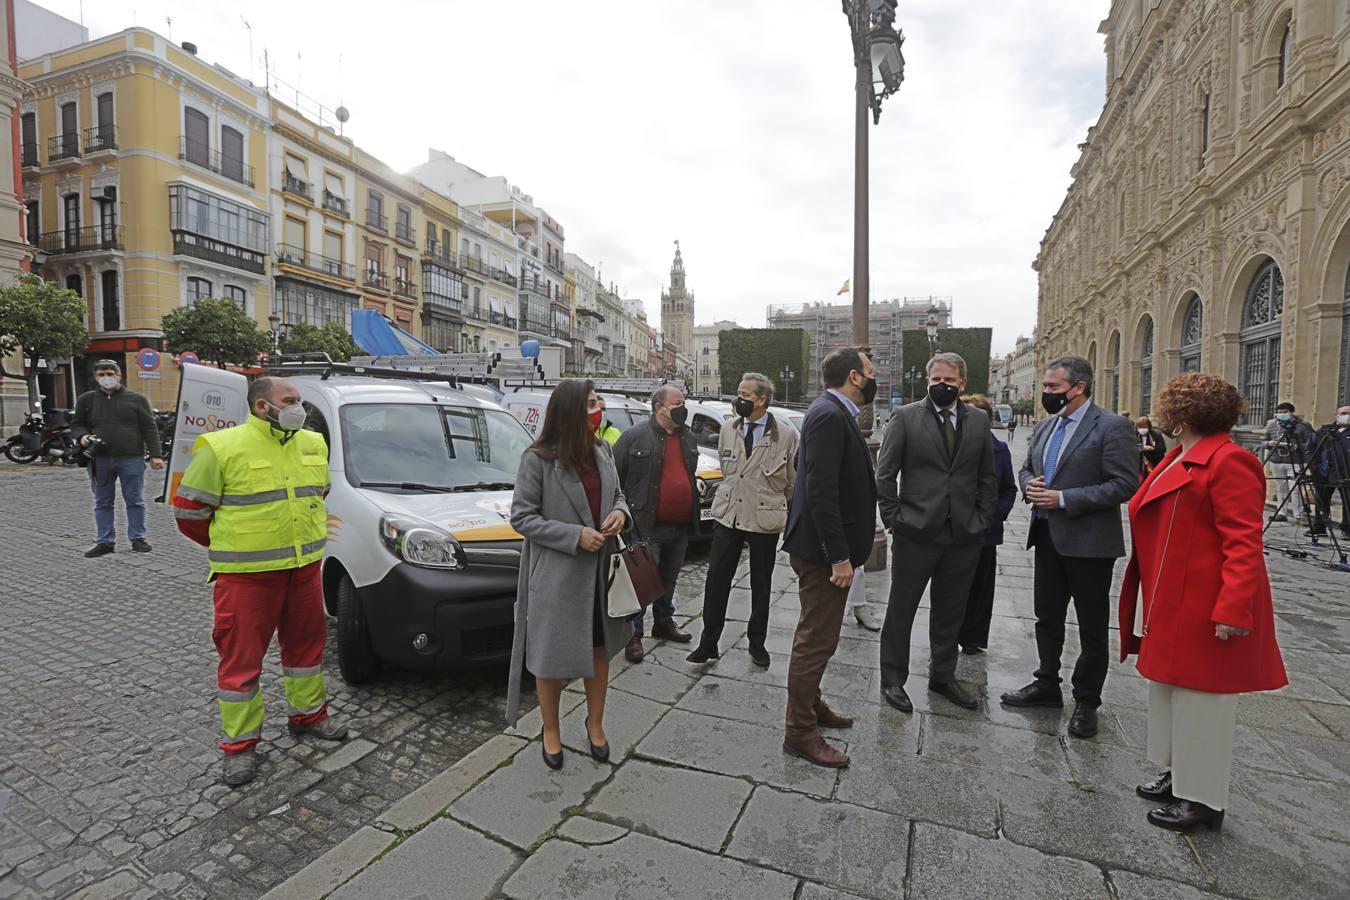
left=1180, top=295, right=1203, bottom=372
left=1239, top=259, right=1284, bottom=425
left=186, top=276, right=212, bottom=303
left=1106, top=332, right=1121, bottom=412
left=1277, top=19, right=1292, bottom=89
left=1139, top=317, right=1155, bottom=416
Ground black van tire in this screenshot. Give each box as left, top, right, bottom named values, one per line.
left=336, top=572, right=379, bottom=684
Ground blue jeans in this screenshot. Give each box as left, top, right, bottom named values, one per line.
left=630, top=522, right=688, bottom=636
left=90, top=455, right=147, bottom=545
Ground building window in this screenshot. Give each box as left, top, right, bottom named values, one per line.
left=25, top=200, right=38, bottom=246
left=1180, top=295, right=1203, bottom=373
left=101, top=271, right=120, bottom=331
left=367, top=190, right=385, bottom=231
left=1239, top=258, right=1284, bottom=426
left=283, top=217, right=306, bottom=254
left=221, top=126, right=244, bottom=183
left=184, top=107, right=210, bottom=166
left=323, top=230, right=344, bottom=269
left=224, top=284, right=246, bottom=307
left=1277, top=19, right=1292, bottom=89
left=1200, top=92, right=1211, bottom=158
left=1106, top=332, right=1121, bottom=412
left=187, top=277, right=213, bottom=303
left=66, top=274, right=82, bottom=298
left=275, top=278, right=356, bottom=328
left=63, top=194, right=80, bottom=245
left=21, top=112, right=36, bottom=165
left=1138, top=316, right=1154, bottom=416
left=168, top=184, right=269, bottom=273
left=422, top=262, right=462, bottom=310
left=396, top=205, right=413, bottom=242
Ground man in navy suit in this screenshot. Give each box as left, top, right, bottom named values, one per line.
left=781, top=347, right=879, bottom=768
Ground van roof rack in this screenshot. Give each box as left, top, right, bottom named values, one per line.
left=350, top=352, right=545, bottom=380
left=266, top=354, right=466, bottom=388
left=503, top=377, right=684, bottom=396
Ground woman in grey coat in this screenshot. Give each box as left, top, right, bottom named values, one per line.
left=506, top=379, right=631, bottom=769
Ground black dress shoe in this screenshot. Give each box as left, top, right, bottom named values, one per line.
left=748, top=645, right=770, bottom=668
left=1136, top=771, right=1174, bottom=802
left=588, top=740, right=610, bottom=762
left=1147, top=799, right=1224, bottom=833
left=84, top=543, right=114, bottom=558
left=130, top=539, right=152, bottom=553
left=929, top=680, right=978, bottom=710
left=542, top=742, right=564, bottom=771
left=1000, top=681, right=1064, bottom=708
left=882, top=685, right=912, bottom=713
left=1067, top=703, right=1098, bottom=738
left=686, top=645, right=719, bottom=664
left=651, top=622, right=692, bottom=643
left=960, top=645, right=986, bottom=655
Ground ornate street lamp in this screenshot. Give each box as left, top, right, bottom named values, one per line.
left=780, top=365, right=795, bottom=404
left=904, top=364, right=922, bottom=403
left=925, top=304, right=940, bottom=359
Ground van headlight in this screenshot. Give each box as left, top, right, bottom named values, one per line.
left=379, top=514, right=466, bottom=569
left=696, top=476, right=708, bottom=499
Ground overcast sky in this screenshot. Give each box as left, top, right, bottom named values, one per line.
left=45, top=0, right=1107, bottom=354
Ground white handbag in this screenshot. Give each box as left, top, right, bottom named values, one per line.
left=606, top=536, right=641, bottom=618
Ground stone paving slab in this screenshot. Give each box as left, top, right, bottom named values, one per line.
left=1189, top=816, right=1350, bottom=898
left=919, top=714, right=1074, bottom=785
left=558, top=690, right=669, bottom=759
left=555, top=816, right=627, bottom=845
left=607, top=659, right=699, bottom=706
left=501, top=831, right=799, bottom=900
left=586, top=758, right=753, bottom=852
left=448, top=751, right=612, bottom=851
left=906, top=821, right=1107, bottom=900
left=1106, top=870, right=1226, bottom=900
left=327, top=818, right=519, bottom=900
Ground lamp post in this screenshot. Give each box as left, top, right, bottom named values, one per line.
left=780, top=365, right=794, bottom=404
left=925, top=303, right=940, bottom=359
left=903, top=364, right=922, bottom=403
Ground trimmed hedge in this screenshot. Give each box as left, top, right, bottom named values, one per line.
left=900, top=327, right=992, bottom=395
left=717, top=328, right=810, bottom=399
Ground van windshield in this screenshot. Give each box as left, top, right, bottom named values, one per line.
left=606, top=407, right=651, bottom=431
left=340, top=403, right=532, bottom=491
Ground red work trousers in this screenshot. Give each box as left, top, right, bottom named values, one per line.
left=213, top=562, right=329, bottom=754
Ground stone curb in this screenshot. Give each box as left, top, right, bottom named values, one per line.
left=262, top=733, right=528, bottom=900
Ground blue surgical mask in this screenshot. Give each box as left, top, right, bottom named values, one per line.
left=1276, top=412, right=1292, bottom=423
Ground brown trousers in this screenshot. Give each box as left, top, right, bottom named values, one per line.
left=785, top=555, right=850, bottom=738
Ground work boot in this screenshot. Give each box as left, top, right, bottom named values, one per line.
left=221, top=751, right=258, bottom=786
left=131, top=539, right=152, bottom=553
left=84, top=543, right=114, bottom=558
left=288, top=716, right=349, bottom=741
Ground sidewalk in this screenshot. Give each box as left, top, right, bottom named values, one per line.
left=269, top=491, right=1350, bottom=899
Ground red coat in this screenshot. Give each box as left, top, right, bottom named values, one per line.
left=1119, top=433, right=1287, bottom=694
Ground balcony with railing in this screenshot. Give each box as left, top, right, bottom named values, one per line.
left=517, top=297, right=551, bottom=337
left=395, top=221, right=415, bottom=244
left=83, top=125, right=117, bottom=154
left=423, top=290, right=464, bottom=318
left=489, top=311, right=518, bottom=329
left=48, top=133, right=80, bottom=163
left=275, top=243, right=355, bottom=281
left=179, top=137, right=255, bottom=188
left=459, top=253, right=488, bottom=277
left=394, top=277, right=416, bottom=299
left=365, top=210, right=388, bottom=232
left=39, top=225, right=123, bottom=255
left=364, top=269, right=389, bottom=292
left=423, top=241, right=460, bottom=269
left=323, top=190, right=350, bottom=216
left=173, top=231, right=265, bottom=274
left=283, top=173, right=313, bottom=202
left=489, top=266, right=518, bottom=287
left=21, top=142, right=38, bottom=167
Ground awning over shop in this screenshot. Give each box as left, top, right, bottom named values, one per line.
left=351, top=308, right=438, bottom=356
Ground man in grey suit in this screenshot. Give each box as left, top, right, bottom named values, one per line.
left=1000, top=355, right=1138, bottom=738
left=876, top=352, right=996, bottom=713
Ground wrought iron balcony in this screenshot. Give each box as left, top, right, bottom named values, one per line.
left=83, top=125, right=117, bottom=154
left=283, top=173, right=313, bottom=202
left=323, top=190, right=350, bottom=216
left=48, top=133, right=80, bottom=162
left=459, top=254, right=488, bottom=276
left=423, top=242, right=459, bottom=269
left=489, top=312, right=518, bottom=329
left=21, top=142, right=39, bottom=167
left=394, top=277, right=416, bottom=299
left=395, top=221, right=414, bottom=244
left=365, top=210, right=388, bottom=232
left=489, top=266, right=518, bottom=287
left=39, top=225, right=123, bottom=255
left=174, top=231, right=266, bottom=274
left=179, top=137, right=255, bottom=188
left=364, top=269, right=389, bottom=291
left=275, top=243, right=355, bottom=281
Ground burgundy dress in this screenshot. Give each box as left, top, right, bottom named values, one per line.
left=577, top=460, right=606, bottom=649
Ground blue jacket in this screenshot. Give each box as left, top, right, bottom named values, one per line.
left=1313, top=425, right=1350, bottom=479
left=985, top=436, right=1017, bottom=545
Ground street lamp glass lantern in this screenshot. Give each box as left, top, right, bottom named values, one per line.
left=868, top=28, right=905, bottom=95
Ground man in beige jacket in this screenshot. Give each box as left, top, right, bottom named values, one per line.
left=687, top=372, right=799, bottom=668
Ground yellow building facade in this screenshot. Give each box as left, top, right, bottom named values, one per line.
left=354, top=148, right=423, bottom=337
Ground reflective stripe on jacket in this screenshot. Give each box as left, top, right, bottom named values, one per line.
left=178, top=416, right=330, bottom=574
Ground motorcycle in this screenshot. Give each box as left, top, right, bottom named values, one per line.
left=3, top=409, right=75, bottom=464
left=154, top=408, right=176, bottom=460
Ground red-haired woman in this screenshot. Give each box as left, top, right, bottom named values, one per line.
left=1120, top=373, right=1287, bottom=832
left=505, top=379, right=630, bottom=770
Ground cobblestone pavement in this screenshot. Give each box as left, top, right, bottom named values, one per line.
left=0, top=460, right=564, bottom=899
left=284, top=431, right=1350, bottom=899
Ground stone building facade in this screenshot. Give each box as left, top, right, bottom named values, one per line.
left=659, top=241, right=693, bottom=362
left=1036, top=0, right=1350, bottom=431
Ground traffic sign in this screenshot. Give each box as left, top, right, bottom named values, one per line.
left=136, top=348, right=161, bottom=372
left=178, top=351, right=200, bottom=366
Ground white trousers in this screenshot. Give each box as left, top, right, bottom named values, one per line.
left=1146, top=681, right=1238, bottom=811
left=1271, top=462, right=1304, bottom=518
left=846, top=567, right=865, bottom=608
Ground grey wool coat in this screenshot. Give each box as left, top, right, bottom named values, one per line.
left=505, top=444, right=632, bottom=726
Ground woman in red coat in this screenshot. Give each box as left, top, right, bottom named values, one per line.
left=1119, top=373, right=1287, bottom=833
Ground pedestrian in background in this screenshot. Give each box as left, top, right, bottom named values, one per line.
left=1006, top=416, right=1017, bottom=443
left=1135, top=416, right=1168, bottom=479
left=1264, top=401, right=1315, bottom=523
left=506, top=380, right=630, bottom=770
left=1120, top=373, right=1287, bottom=833
left=688, top=373, right=797, bottom=668
left=957, top=394, right=1018, bottom=654
left=70, top=359, right=163, bottom=557
left=173, top=377, right=348, bottom=786
left=614, top=385, right=697, bottom=661
left=780, top=347, right=877, bottom=768
left=875, top=353, right=996, bottom=714
left=1310, top=404, right=1350, bottom=538
left=594, top=397, right=622, bottom=446
left=1002, top=356, right=1137, bottom=739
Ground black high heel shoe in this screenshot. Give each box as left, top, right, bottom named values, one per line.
left=541, top=741, right=564, bottom=771
left=584, top=718, right=610, bottom=762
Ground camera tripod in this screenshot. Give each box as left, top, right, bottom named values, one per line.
left=1263, top=425, right=1349, bottom=571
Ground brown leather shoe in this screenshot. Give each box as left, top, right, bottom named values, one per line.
left=651, top=622, right=692, bottom=643
left=782, top=732, right=850, bottom=768
left=814, top=701, right=854, bottom=729
left=624, top=634, right=645, bottom=663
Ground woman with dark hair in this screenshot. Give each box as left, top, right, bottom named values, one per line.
left=505, top=379, right=630, bottom=770
left=1120, top=372, right=1287, bottom=833
left=1134, top=416, right=1167, bottom=479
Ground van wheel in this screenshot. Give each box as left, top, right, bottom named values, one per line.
left=336, top=573, right=379, bottom=684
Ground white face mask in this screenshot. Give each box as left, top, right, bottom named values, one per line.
left=1137, top=428, right=1149, bottom=436
left=96, top=375, right=119, bottom=390
left=1338, top=414, right=1350, bottom=426
left=266, top=400, right=307, bottom=432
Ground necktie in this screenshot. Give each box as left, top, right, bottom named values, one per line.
left=744, top=422, right=757, bottom=458
left=1043, top=417, right=1070, bottom=485
left=940, top=410, right=955, bottom=459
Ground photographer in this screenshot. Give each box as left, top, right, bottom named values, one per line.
left=1263, top=401, right=1314, bottom=523
left=1134, top=416, right=1167, bottom=480
left=1310, top=405, right=1350, bottom=539
left=70, top=360, right=163, bottom=558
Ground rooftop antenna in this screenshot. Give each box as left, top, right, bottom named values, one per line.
left=165, top=16, right=173, bottom=42
left=240, top=17, right=254, bottom=83
left=296, top=51, right=302, bottom=108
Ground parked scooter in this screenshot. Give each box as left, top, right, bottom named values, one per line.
left=3, top=409, right=75, bottom=464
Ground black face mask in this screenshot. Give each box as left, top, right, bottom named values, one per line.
left=1041, top=390, right=1071, bottom=415
left=928, top=382, right=960, bottom=408
left=668, top=405, right=688, bottom=426
left=733, top=397, right=756, bottom=418
left=857, top=375, right=878, bottom=405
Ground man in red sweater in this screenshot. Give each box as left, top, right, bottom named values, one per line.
left=614, top=386, right=699, bottom=662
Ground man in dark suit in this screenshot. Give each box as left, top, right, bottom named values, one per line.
left=1001, top=355, right=1138, bottom=738
left=781, top=347, right=878, bottom=768
left=875, top=353, right=996, bottom=713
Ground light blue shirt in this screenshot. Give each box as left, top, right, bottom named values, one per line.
left=1042, top=399, right=1093, bottom=508
left=742, top=415, right=768, bottom=451
left=827, top=389, right=860, bottom=420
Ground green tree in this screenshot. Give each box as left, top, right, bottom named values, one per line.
left=1012, top=398, right=1035, bottom=420
left=900, top=327, right=994, bottom=395
left=161, top=298, right=269, bottom=369
left=0, top=273, right=90, bottom=408
left=279, top=321, right=363, bottom=362
left=717, top=329, right=810, bottom=402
